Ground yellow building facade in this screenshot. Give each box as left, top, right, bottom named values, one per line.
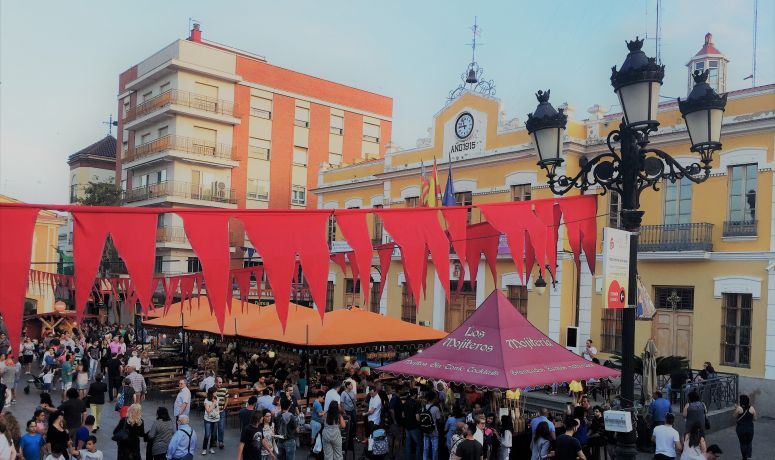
left=312, top=75, right=775, bottom=392
left=0, top=195, right=66, bottom=315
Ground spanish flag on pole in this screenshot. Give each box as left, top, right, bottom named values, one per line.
left=428, top=158, right=441, bottom=207
left=420, top=161, right=430, bottom=206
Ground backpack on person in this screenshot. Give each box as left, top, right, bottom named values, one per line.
left=418, top=404, right=438, bottom=434
left=275, top=412, right=298, bottom=440
left=114, top=388, right=124, bottom=411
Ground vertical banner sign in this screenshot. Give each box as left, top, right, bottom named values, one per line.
left=602, top=227, right=630, bottom=309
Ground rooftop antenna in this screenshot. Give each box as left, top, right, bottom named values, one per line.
left=188, top=17, right=202, bottom=33
left=655, top=0, right=662, bottom=64
left=752, top=0, right=758, bottom=86
left=102, top=114, right=118, bottom=136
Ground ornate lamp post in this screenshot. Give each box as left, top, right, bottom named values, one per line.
left=526, top=37, right=727, bottom=459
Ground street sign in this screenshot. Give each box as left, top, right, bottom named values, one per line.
left=603, top=410, right=633, bottom=432
left=603, top=227, right=631, bottom=308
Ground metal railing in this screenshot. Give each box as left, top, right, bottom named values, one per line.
left=639, top=223, right=713, bottom=251
left=723, top=220, right=757, bottom=237
left=124, top=135, right=235, bottom=164
left=156, top=226, right=187, bottom=244
left=124, top=89, right=236, bottom=123
left=679, top=372, right=739, bottom=411
left=123, top=180, right=237, bottom=204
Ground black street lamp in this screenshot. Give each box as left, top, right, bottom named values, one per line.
left=526, top=37, right=727, bottom=460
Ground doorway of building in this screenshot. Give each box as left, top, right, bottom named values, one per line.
left=446, top=281, right=477, bottom=332
left=651, top=286, right=694, bottom=359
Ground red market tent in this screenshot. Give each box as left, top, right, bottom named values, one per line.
left=378, top=290, right=619, bottom=390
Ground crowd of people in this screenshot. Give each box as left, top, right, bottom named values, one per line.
left=0, top=324, right=761, bottom=460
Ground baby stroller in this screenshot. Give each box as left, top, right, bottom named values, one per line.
left=23, top=372, right=46, bottom=394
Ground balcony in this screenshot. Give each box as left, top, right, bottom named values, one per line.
left=156, top=226, right=188, bottom=245
left=124, top=180, right=237, bottom=206
left=639, top=223, right=713, bottom=252
left=123, top=135, right=238, bottom=169
left=723, top=220, right=757, bottom=237
left=123, top=89, right=239, bottom=129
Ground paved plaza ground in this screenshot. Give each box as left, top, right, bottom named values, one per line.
left=4, top=371, right=772, bottom=459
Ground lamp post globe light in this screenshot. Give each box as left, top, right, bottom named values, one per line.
left=526, top=37, right=727, bottom=460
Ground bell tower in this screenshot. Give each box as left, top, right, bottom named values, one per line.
left=686, top=33, right=729, bottom=95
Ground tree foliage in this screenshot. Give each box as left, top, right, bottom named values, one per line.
left=77, top=180, right=122, bottom=206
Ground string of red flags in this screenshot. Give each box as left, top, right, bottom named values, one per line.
left=0, top=195, right=598, bottom=350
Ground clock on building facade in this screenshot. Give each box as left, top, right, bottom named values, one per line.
left=454, top=112, right=474, bottom=139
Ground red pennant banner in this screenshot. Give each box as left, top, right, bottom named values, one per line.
left=442, top=207, right=468, bottom=281
left=240, top=212, right=331, bottom=330
left=73, top=211, right=157, bottom=322
left=376, top=243, right=395, bottom=305
left=479, top=202, right=547, bottom=283
left=377, top=209, right=451, bottom=305
left=0, top=207, right=40, bottom=353
left=330, top=253, right=348, bottom=278
left=347, top=252, right=361, bottom=301
left=180, top=213, right=232, bottom=333
left=465, top=222, right=500, bottom=291
left=558, top=195, right=598, bottom=274
left=534, top=200, right=562, bottom=280
left=334, top=211, right=374, bottom=308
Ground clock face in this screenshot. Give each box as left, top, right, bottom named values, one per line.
left=455, top=112, right=474, bottom=139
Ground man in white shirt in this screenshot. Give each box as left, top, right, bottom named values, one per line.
left=652, top=413, right=681, bottom=460
left=199, top=371, right=215, bottom=392
left=581, top=339, right=598, bottom=361
left=324, top=385, right=341, bottom=411
left=366, top=386, right=382, bottom=435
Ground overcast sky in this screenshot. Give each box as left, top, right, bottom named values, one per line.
left=1, top=0, right=772, bottom=203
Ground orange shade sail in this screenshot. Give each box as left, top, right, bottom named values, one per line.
left=143, top=298, right=446, bottom=351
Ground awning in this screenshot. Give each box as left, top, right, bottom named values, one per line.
left=143, top=297, right=445, bottom=351
left=378, top=290, right=619, bottom=390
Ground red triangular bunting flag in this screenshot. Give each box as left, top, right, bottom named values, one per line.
left=180, top=213, right=232, bottom=333
left=334, top=211, right=374, bottom=309
left=376, top=243, right=394, bottom=305
left=442, top=207, right=468, bottom=281
left=377, top=209, right=451, bottom=305
left=465, top=222, right=500, bottom=291
left=0, top=207, right=40, bottom=354
left=558, top=195, right=598, bottom=274
left=73, top=211, right=157, bottom=322
left=240, top=212, right=331, bottom=330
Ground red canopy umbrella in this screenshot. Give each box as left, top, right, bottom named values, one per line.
left=378, top=290, right=619, bottom=390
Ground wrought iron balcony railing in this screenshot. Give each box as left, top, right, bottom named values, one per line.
left=124, top=135, right=236, bottom=164
left=723, top=220, right=757, bottom=237
left=639, top=222, right=713, bottom=252
left=124, top=180, right=237, bottom=204
left=124, top=89, right=236, bottom=123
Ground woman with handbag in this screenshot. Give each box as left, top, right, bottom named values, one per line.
left=113, top=403, right=145, bottom=460
left=202, top=387, right=220, bottom=455
left=733, top=394, right=756, bottom=460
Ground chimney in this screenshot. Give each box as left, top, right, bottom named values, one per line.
left=190, top=23, right=202, bottom=42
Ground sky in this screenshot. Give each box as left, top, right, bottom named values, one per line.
left=1, top=0, right=773, bottom=204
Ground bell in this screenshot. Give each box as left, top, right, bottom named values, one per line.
left=466, top=68, right=478, bottom=84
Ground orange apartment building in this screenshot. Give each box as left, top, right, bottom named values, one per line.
left=115, top=24, right=392, bottom=275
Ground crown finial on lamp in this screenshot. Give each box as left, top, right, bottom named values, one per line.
left=625, top=36, right=645, bottom=52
